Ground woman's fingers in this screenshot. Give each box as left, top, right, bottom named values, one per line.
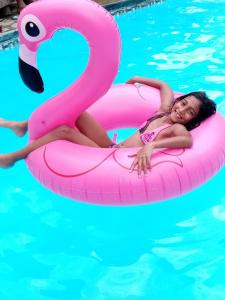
left=138, top=156, right=149, bottom=176
left=142, top=157, right=148, bottom=175
left=128, top=154, right=137, bottom=158
left=146, top=156, right=151, bottom=171
left=141, top=156, right=150, bottom=175
left=130, top=154, right=151, bottom=176
left=138, top=158, right=143, bottom=177
left=130, top=157, right=138, bottom=173
left=126, top=79, right=134, bottom=84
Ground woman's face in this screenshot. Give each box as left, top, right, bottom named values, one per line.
left=170, top=96, right=202, bottom=124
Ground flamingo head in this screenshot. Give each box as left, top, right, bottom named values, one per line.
left=18, top=1, right=74, bottom=93
left=17, top=0, right=121, bottom=96
left=17, top=1, right=57, bottom=93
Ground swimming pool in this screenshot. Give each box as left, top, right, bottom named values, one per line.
left=1, top=0, right=225, bottom=299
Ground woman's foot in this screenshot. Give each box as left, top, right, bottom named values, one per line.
left=12, top=121, right=28, bottom=137
left=0, top=154, right=16, bottom=169
left=0, top=119, right=28, bottom=137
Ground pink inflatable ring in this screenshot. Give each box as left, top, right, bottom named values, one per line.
left=18, top=0, right=225, bottom=205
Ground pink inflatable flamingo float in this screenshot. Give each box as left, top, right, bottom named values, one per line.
left=18, top=0, right=225, bottom=205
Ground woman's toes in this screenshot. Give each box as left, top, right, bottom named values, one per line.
left=0, top=118, right=6, bottom=126
left=0, top=154, right=15, bottom=168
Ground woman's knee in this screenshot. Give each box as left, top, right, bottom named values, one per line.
left=76, top=112, right=88, bottom=127
left=52, top=125, right=73, bottom=138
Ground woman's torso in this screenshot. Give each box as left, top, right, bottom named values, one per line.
left=118, top=114, right=175, bottom=148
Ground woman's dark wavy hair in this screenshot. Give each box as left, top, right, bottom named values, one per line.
left=140, top=91, right=217, bottom=134
left=173, top=91, right=217, bottom=131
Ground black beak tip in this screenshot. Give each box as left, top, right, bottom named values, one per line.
left=19, top=57, right=44, bottom=93
left=37, top=86, right=44, bottom=93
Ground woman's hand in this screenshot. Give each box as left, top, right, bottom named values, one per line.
left=130, top=143, right=154, bottom=177
left=126, top=76, right=137, bottom=84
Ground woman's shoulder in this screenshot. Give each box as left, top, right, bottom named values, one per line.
left=171, top=123, right=191, bottom=136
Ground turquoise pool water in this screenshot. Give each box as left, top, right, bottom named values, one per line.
left=1, top=0, right=225, bottom=299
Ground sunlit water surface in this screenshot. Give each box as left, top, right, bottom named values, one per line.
left=1, top=0, right=225, bottom=299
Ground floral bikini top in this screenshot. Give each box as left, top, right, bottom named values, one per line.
left=139, top=112, right=172, bottom=145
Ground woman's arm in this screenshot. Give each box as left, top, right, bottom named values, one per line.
left=151, top=124, right=193, bottom=149
left=126, top=76, right=174, bottom=112
left=130, top=125, right=193, bottom=176
left=151, top=136, right=192, bottom=149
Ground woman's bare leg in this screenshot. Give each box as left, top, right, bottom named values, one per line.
left=0, top=118, right=28, bottom=137
left=76, top=112, right=113, bottom=147
left=0, top=125, right=100, bottom=169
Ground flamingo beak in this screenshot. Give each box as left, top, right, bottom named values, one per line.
left=19, top=57, right=44, bottom=93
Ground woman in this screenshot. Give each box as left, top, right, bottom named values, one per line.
left=0, top=77, right=216, bottom=176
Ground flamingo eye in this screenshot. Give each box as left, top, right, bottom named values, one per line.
left=25, top=22, right=40, bottom=37
left=21, top=14, right=46, bottom=42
